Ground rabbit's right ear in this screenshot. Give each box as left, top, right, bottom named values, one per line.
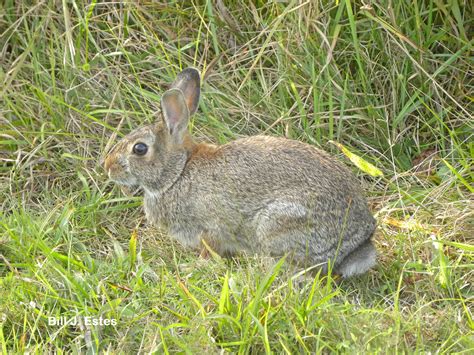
left=161, top=89, right=190, bottom=144
left=170, top=68, right=201, bottom=115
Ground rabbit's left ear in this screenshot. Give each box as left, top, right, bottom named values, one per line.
left=170, top=67, right=201, bottom=115
left=161, top=89, right=189, bottom=144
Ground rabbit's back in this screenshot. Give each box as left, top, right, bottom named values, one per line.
left=189, top=136, right=369, bottom=209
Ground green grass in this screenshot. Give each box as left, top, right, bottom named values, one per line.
left=1, top=0, right=473, bottom=352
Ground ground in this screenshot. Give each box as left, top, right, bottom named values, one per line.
left=0, top=1, right=472, bottom=352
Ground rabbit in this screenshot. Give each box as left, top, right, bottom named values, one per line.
left=104, top=68, right=377, bottom=278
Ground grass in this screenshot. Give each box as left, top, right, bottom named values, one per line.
left=0, top=0, right=473, bottom=352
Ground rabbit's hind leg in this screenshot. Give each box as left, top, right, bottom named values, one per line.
left=335, top=239, right=376, bottom=278
left=254, top=201, right=331, bottom=272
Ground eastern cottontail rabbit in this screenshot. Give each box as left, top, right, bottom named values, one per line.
left=104, top=68, right=377, bottom=277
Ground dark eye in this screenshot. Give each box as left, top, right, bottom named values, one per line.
left=133, top=142, right=148, bottom=156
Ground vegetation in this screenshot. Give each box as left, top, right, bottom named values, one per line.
left=1, top=0, right=472, bottom=352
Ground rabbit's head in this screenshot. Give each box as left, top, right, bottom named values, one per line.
left=103, top=68, right=200, bottom=192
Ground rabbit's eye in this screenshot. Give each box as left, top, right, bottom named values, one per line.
left=133, top=142, right=148, bottom=156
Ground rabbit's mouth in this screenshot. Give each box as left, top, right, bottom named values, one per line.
left=107, top=173, right=141, bottom=196
left=108, top=174, right=138, bottom=187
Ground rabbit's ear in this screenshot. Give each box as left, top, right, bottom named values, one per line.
left=161, top=89, right=189, bottom=144
left=170, top=68, right=201, bottom=115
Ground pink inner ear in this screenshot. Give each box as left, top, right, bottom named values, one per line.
left=161, top=89, right=189, bottom=136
